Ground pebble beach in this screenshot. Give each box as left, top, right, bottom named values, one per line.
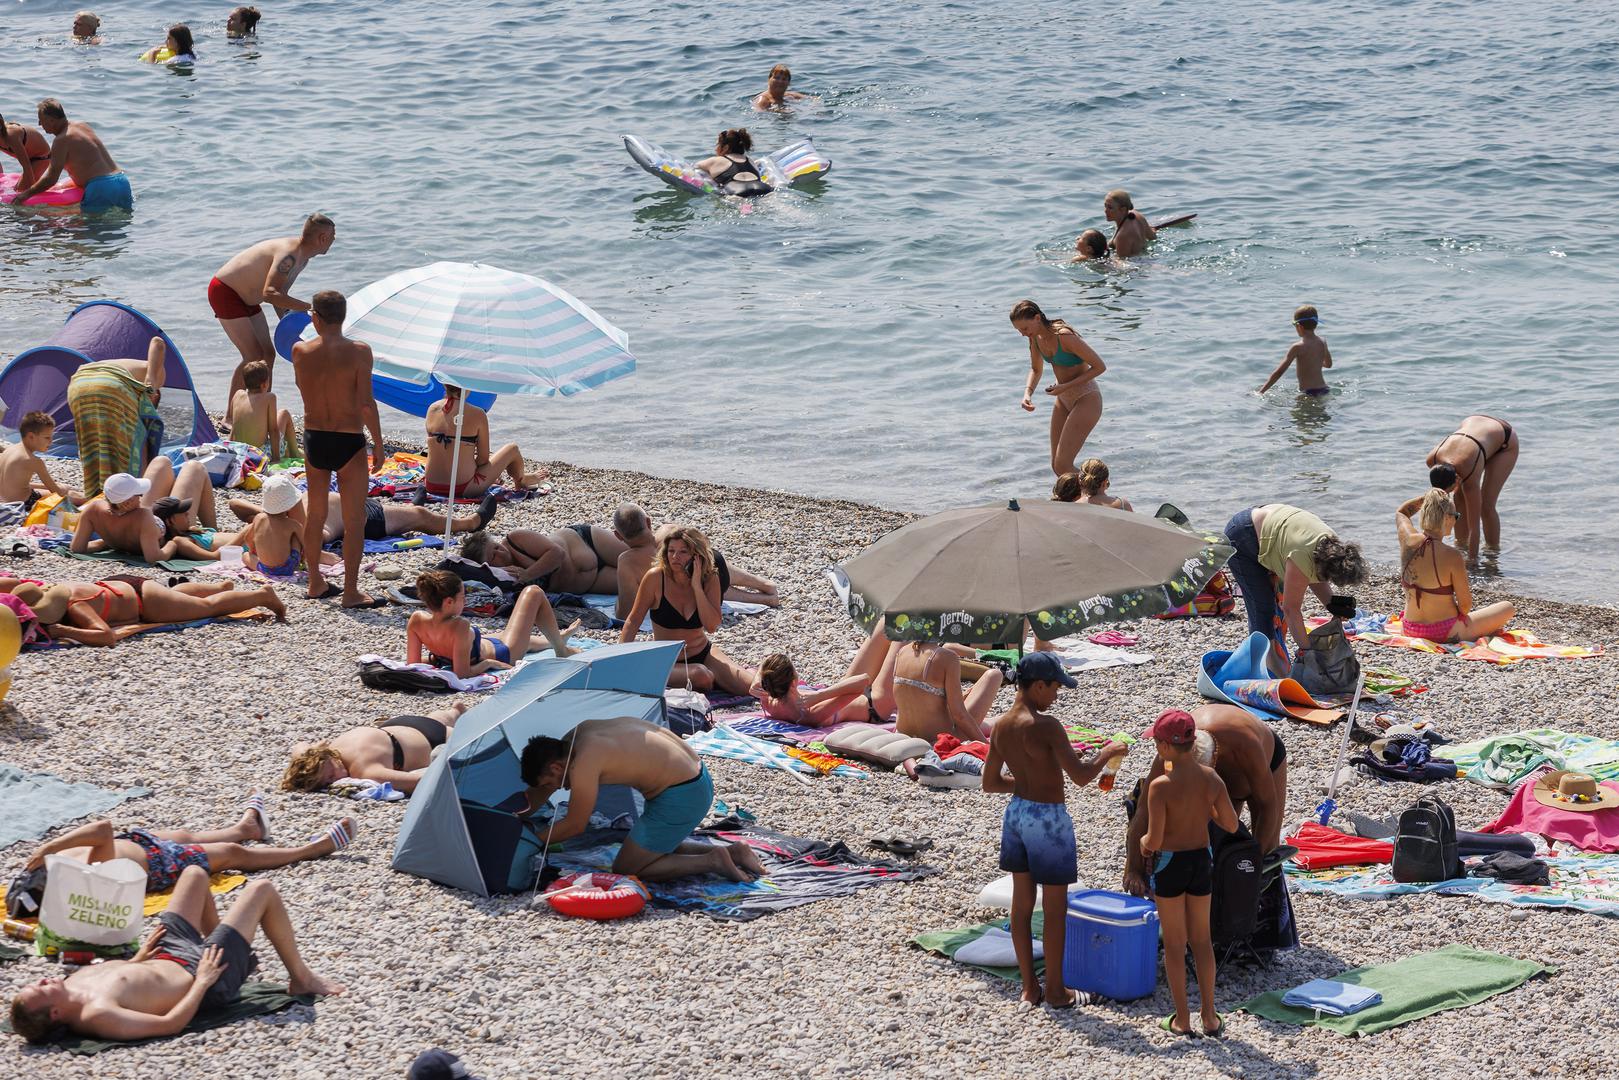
left=2, top=454, right=1615, bottom=1079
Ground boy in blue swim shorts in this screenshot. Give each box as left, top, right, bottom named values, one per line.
left=983, top=652, right=1128, bottom=1009
left=1140, top=709, right=1238, bottom=1037
left=520, top=717, right=766, bottom=883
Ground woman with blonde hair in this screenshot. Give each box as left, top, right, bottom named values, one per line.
left=620, top=526, right=755, bottom=692
left=1395, top=488, right=1514, bottom=642
left=1010, top=300, right=1108, bottom=477
left=1052, top=458, right=1132, bottom=511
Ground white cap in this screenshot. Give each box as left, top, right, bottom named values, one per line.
left=260, top=474, right=301, bottom=516
left=103, top=473, right=152, bottom=504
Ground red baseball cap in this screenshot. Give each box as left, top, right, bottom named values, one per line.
left=1144, top=709, right=1196, bottom=746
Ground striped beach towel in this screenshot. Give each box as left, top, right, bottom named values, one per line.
left=66, top=362, right=163, bottom=498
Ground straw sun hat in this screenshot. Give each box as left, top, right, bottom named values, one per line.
left=1532, top=771, right=1619, bottom=813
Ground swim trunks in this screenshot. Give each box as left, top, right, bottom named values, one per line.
left=999, top=796, right=1078, bottom=885
left=116, top=827, right=210, bottom=892
left=256, top=549, right=302, bottom=577
left=79, top=171, right=133, bottom=213
left=626, top=765, right=713, bottom=854
left=363, top=498, right=387, bottom=541
left=1303, top=387, right=1330, bottom=397
left=1151, top=847, right=1213, bottom=898
left=304, top=430, right=367, bottom=471
left=1270, top=732, right=1287, bottom=773
left=207, top=276, right=261, bottom=320
left=152, top=909, right=258, bottom=1012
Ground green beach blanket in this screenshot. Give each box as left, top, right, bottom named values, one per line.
left=911, top=912, right=1047, bottom=981
left=0, top=765, right=149, bottom=849
left=59, top=548, right=215, bottom=573
left=0, top=982, right=312, bottom=1054
left=1240, top=945, right=1551, bottom=1036
left=0, top=942, right=23, bottom=962
left=1438, top=729, right=1619, bottom=789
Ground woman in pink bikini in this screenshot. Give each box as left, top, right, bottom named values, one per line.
left=1394, top=489, right=1515, bottom=643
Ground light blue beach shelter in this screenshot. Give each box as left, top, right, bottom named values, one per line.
left=391, top=641, right=683, bottom=896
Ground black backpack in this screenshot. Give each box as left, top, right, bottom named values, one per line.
left=1392, top=795, right=1463, bottom=883
left=1208, top=823, right=1263, bottom=947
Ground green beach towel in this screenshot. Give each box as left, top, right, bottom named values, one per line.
left=1240, top=944, right=1552, bottom=1036
left=60, top=548, right=215, bottom=573
left=911, top=912, right=1047, bottom=982
left=1, top=982, right=312, bottom=1054
left=0, top=942, right=23, bottom=962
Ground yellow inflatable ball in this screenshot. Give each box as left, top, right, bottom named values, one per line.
left=0, top=605, right=19, bottom=669
left=0, top=665, right=10, bottom=705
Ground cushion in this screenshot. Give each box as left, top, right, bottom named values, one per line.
left=917, top=769, right=983, bottom=789
left=822, top=727, right=932, bottom=768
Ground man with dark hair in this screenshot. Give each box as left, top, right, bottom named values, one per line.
left=8, top=867, right=342, bottom=1045
left=13, top=97, right=129, bottom=212
left=293, top=289, right=384, bottom=608
left=209, top=213, right=337, bottom=404
left=611, top=505, right=779, bottom=619
left=518, top=717, right=765, bottom=882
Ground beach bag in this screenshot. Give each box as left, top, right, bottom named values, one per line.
left=1392, top=795, right=1462, bottom=883
left=22, top=492, right=78, bottom=532
left=662, top=688, right=713, bottom=736
left=358, top=661, right=456, bottom=694
left=38, top=855, right=145, bottom=949
left=1208, top=824, right=1263, bottom=948
left=1292, top=616, right=1360, bottom=697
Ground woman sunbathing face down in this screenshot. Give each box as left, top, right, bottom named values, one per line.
left=285, top=744, right=348, bottom=789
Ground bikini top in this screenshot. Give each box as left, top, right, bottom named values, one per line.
left=649, top=578, right=704, bottom=631
left=1402, top=537, right=1458, bottom=605
left=893, top=649, right=945, bottom=697
left=711, top=155, right=759, bottom=184
left=429, top=430, right=479, bottom=447
left=1038, top=335, right=1087, bottom=367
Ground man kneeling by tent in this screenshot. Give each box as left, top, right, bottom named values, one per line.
left=519, top=718, right=766, bottom=883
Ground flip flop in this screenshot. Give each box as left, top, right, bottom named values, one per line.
left=4, top=540, right=32, bottom=559
left=1202, top=1014, right=1226, bottom=1038
left=1045, top=990, right=1079, bottom=1010
left=1160, top=1015, right=1199, bottom=1038
left=244, top=792, right=272, bottom=843
left=342, top=596, right=389, bottom=609
left=306, top=583, right=342, bottom=601
left=312, top=818, right=354, bottom=852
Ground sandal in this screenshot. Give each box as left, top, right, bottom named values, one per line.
left=5, top=540, right=32, bottom=560
left=1202, top=1014, right=1226, bottom=1038
left=244, top=792, right=271, bottom=843
left=306, top=582, right=342, bottom=601
left=1159, top=1015, right=1199, bottom=1038
left=313, top=818, right=355, bottom=852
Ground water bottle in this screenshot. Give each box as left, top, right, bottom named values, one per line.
left=1097, top=749, right=1127, bottom=792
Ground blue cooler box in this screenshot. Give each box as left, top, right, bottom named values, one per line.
left=1062, top=889, right=1160, bottom=1001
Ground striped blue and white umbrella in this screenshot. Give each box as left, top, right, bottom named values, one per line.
left=344, top=261, right=636, bottom=398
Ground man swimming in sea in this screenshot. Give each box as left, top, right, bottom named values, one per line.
left=210, top=213, right=336, bottom=404
left=1104, top=189, right=1155, bottom=257
left=11, top=99, right=129, bottom=213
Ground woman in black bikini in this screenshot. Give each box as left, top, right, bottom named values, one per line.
left=695, top=128, right=773, bottom=197
left=619, top=526, right=754, bottom=693
left=1426, top=413, right=1519, bottom=563
left=282, top=705, right=466, bottom=794
left=1, top=112, right=54, bottom=191
left=461, top=523, right=626, bottom=594
left=421, top=385, right=547, bottom=499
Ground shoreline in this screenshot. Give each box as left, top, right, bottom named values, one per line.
left=2, top=454, right=1615, bottom=1078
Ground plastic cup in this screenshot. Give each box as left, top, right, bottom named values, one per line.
left=218, top=545, right=245, bottom=567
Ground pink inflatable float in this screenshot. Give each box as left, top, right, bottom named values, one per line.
left=0, top=174, right=83, bottom=207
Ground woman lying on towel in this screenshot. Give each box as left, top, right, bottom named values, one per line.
left=4, top=578, right=286, bottom=645
left=619, top=526, right=754, bottom=694
left=282, top=705, right=466, bottom=794
left=1394, top=488, right=1515, bottom=643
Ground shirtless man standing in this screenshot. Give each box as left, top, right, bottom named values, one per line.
left=7, top=867, right=342, bottom=1046
left=209, top=213, right=336, bottom=404
left=12, top=99, right=130, bottom=213
left=518, top=717, right=766, bottom=883
left=293, top=290, right=384, bottom=608
left=1122, top=703, right=1286, bottom=897
left=1104, top=189, right=1155, bottom=258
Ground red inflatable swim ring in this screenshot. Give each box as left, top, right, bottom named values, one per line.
left=0, top=174, right=83, bottom=207
left=543, top=873, right=649, bottom=920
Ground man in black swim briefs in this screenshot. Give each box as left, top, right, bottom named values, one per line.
left=292, top=289, right=386, bottom=608
left=1122, top=703, right=1287, bottom=898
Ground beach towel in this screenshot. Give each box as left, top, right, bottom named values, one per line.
left=980, top=638, right=1154, bottom=673
left=1280, top=979, right=1383, bottom=1016
left=554, top=817, right=933, bottom=922
left=1353, top=618, right=1603, bottom=665
left=0, top=766, right=149, bottom=849
left=910, top=912, right=1048, bottom=982
left=16, top=982, right=315, bottom=1055
left=45, top=544, right=214, bottom=573
left=688, top=725, right=866, bottom=778
left=142, top=872, right=246, bottom=916
left=0, top=942, right=22, bottom=963
left=1476, top=767, right=1619, bottom=853
left=367, top=451, right=428, bottom=495
left=65, top=362, right=162, bottom=499
left=1239, top=945, right=1551, bottom=1036
left=579, top=593, right=769, bottom=634
left=1361, top=666, right=1427, bottom=696
left=1286, top=854, right=1619, bottom=917
left=326, top=534, right=447, bottom=555
left=1438, top=729, right=1619, bottom=789
left=722, top=714, right=895, bottom=745
left=1198, top=631, right=1344, bottom=725
left=1285, top=822, right=1394, bottom=869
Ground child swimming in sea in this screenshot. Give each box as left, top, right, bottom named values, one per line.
left=1139, top=709, right=1238, bottom=1037
left=1258, top=305, right=1333, bottom=396
left=407, top=569, right=578, bottom=679
left=982, top=653, right=1128, bottom=1009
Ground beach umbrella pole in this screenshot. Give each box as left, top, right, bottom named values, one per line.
left=1313, top=672, right=1366, bottom=826
left=443, top=389, right=468, bottom=543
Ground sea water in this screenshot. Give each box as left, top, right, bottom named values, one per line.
left=2, top=1, right=1615, bottom=603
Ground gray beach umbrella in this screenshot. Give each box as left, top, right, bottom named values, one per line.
left=831, top=499, right=1235, bottom=643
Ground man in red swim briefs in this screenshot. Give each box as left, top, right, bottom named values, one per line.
left=208, top=213, right=335, bottom=410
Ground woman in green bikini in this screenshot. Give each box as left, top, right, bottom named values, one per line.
left=1010, top=300, right=1108, bottom=476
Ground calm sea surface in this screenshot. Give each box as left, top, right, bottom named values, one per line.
left=3, top=1, right=1616, bottom=604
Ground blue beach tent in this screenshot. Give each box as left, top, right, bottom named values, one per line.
left=391, top=641, right=683, bottom=897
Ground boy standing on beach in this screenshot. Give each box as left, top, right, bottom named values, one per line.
left=226, top=361, right=297, bottom=462
left=983, top=653, right=1128, bottom=1009
left=1139, top=709, right=1238, bottom=1037
left=1259, top=305, right=1333, bottom=396
left=0, top=412, right=82, bottom=505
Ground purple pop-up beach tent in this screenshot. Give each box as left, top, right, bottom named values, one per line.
left=0, top=300, right=218, bottom=456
